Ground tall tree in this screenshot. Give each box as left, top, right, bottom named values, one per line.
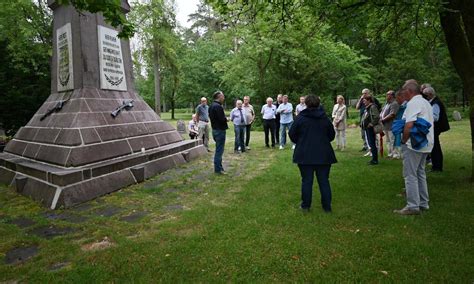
left=0, top=0, right=52, bottom=135
left=130, top=0, right=179, bottom=115
left=209, top=0, right=473, bottom=181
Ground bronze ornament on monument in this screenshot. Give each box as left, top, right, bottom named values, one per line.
left=0, top=0, right=207, bottom=209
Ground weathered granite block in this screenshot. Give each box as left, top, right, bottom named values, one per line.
left=48, top=170, right=83, bottom=186
left=132, top=111, right=160, bottom=122
left=55, top=129, right=82, bottom=146
left=81, top=88, right=102, bottom=99
left=74, top=113, right=107, bottom=127
left=16, top=162, right=48, bottom=181
left=34, top=128, right=61, bottom=144
left=36, top=145, right=71, bottom=166
left=91, top=155, right=147, bottom=177
left=14, top=127, right=39, bottom=142
left=130, top=166, right=145, bottom=183
left=95, top=123, right=149, bottom=142
left=154, top=132, right=183, bottom=146
left=58, top=169, right=136, bottom=208
left=80, top=128, right=101, bottom=144
left=67, top=140, right=131, bottom=166
left=4, top=140, right=28, bottom=156
left=22, top=143, right=41, bottom=159
left=143, top=155, right=177, bottom=179
left=85, top=99, right=121, bottom=112
left=46, top=113, right=77, bottom=128
left=102, top=111, right=137, bottom=125
left=128, top=135, right=160, bottom=152
left=17, top=177, right=57, bottom=208
left=185, top=145, right=208, bottom=162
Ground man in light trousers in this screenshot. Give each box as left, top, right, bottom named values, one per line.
left=394, top=80, right=434, bottom=215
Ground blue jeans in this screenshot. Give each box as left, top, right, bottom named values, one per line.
left=298, top=164, right=332, bottom=211
left=365, top=127, right=378, bottom=162
left=280, top=122, right=293, bottom=147
left=212, top=129, right=226, bottom=173
left=234, top=125, right=246, bottom=152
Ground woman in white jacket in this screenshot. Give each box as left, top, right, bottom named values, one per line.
left=332, top=95, right=347, bottom=150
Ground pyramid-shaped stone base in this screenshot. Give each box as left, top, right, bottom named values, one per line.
left=0, top=88, right=207, bottom=209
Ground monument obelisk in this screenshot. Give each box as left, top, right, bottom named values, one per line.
left=0, top=1, right=207, bottom=209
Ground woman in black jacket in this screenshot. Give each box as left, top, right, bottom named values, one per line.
left=289, top=95, right=337, bottom=213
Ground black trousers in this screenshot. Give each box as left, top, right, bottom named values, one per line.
left=275, top=119, right=280, bottom=144
left=431, top=133, right=443, bottom=171
left=365, top=128, right=378, bottom=162
left=245, top=124, right=251, bottom=146
left=263, top=119, right=276, bottom=147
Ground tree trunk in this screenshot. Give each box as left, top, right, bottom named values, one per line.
left=440, top=0, right=474, bottom=182
left=153, top=41, right=161, bottom=115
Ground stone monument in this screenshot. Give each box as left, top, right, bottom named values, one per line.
left=0, top=1, right=207, bottom=209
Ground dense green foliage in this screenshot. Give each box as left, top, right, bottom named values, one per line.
left=0, top=0, right=465, bottom=130
left=132, top=0, right=461, bottom=112
left=0, top=0, right=51, bottom=135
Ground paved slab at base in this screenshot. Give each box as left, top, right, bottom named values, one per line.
left=5, top=246, right=39, bottom=265
left=0, top=143, right=207, bottom=209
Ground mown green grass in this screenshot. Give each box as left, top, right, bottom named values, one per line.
left=0, top=119, right=472, bottom=282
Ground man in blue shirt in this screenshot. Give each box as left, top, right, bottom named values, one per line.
left=276, top=95, right=294, bottom=150
left=230, top=100, right=247, bottom=153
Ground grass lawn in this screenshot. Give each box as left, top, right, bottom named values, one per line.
left=0, top=118, right=472, bottom=282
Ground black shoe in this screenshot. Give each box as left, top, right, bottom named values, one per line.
left=360, top=147, right=368, bottom=152
left=368, top=160, right=379, bottom=165
left=265, top=145, right=270, bottom=148
left=300, top=207, right=310, bottom=213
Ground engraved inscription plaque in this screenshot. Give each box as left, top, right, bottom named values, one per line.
left=57, top=23, right=74, bottom=92
left=98, top=25, right=127, bottom=91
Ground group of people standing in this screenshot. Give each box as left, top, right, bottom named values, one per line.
left=260, top=94, right=306, bottom=150
left=355, top=84, right=450, bottom=174
left=355, top=80, right=450, bottom=215
left=188, top=80, right=450, bottom=215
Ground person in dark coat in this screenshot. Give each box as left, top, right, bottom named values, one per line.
left=289, top=95, right=337, bottom=213
left=209, top=91, right=228, bottom=174
left=423, top=86, right=450, bottom=172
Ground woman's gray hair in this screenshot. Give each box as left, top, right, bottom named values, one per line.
left=422, top=86, right=436, bottom=96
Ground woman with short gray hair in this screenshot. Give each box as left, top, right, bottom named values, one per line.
left=332, top=95, right=347, bottom=150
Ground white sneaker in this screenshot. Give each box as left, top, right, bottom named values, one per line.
left=364, top=151, right=372, bottom=157
left=279, top=145, right=284, bottom=150
left=246, top=146, right=250, bottom=150
left=292, top=145, right=296, bottom=150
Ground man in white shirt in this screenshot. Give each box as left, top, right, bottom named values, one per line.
left=394, top=79, right=434, bottom=215
left=295, top=96, right=306, bottom=115
left=261, top=97, right=277, bottom=148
